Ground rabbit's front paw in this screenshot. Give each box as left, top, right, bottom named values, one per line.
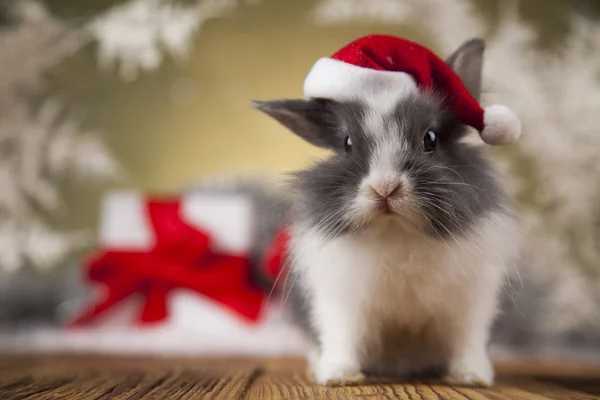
left=313, top=356, right=365, bottom=386
left=443, top=355, right=494, bottom=387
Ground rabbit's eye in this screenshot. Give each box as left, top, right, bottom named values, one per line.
left=423, top=130, right=437, bottom=152
left=344, top=136, right=352, bottom=153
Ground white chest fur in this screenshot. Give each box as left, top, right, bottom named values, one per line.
left=291, top=212, right=518, bottom=384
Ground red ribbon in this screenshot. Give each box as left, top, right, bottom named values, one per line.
left=70, top=199, right=269, bottom=327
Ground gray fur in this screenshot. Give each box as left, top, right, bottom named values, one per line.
left=286, top=93, right=507, bottom=240
left=255, top=37, right=504, bottom=241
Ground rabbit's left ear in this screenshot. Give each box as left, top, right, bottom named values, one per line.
left=251, top=99, right=341, bottom=149
left=446, top=38, right=485, bottom=102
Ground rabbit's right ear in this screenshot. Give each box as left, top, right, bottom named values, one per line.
left=252, top=99, right=339, bottom=149
left=446, top=38, right=485, bottom=102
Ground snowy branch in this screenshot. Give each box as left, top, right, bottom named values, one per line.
left=88, top=0, right=241, bottom=81
left=0, top=1, right=122, bottom=272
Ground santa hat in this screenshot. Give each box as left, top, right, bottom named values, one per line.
left=303, top=35, right=520, bottom=146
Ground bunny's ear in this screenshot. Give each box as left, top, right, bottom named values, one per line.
left=252, top=99, right=340, bottom=149
left=446, top=38, right=485, bottom=102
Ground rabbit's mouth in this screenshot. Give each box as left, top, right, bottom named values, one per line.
left=364, top=209, right=428, bottom=239
left=354, top=195, right=425, bottom=234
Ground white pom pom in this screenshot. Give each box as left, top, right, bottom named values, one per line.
left=480, top=105, right=521, bottom=145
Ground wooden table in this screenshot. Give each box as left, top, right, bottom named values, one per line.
left=1, top=355, right=599, bottom=399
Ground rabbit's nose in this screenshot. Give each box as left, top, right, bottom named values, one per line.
left=371, top=180, right=402, bottom=199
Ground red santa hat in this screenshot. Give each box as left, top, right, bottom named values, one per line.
left=303, top=35, right=520, bottom=146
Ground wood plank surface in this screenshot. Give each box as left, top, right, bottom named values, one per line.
left=0, top=355, right=598, bottom=399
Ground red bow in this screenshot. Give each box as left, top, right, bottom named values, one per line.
left=70, top=199, right=269, bottom=327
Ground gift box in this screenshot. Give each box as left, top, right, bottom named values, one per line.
left=54, top=190, right=306, bottom=356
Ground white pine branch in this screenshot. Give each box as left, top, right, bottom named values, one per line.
left=0, top=2, right=122, bottom=272
left=313, top=0, right=411, bottom=25
left=23, top=223, right=92, bottom=272
left=88, top=0, right=239, bottom=81
left=70, top=133, right=122, bottom=181
left=0, top=219, right=24, bottom=272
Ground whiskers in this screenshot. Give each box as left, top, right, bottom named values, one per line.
left=261, top=239, right=301, bottom=319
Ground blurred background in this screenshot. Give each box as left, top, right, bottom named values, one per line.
left=0, top=0, right=599, bottom=361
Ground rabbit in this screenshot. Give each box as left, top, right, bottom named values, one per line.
left=252, top=38, right=520, bottom=387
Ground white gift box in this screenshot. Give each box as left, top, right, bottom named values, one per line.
left=0, top=191, right=306, bottom=356
left=100, top=191, right=254, bottom=255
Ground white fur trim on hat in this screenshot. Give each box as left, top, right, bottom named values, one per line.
left=303, top=58, right=418, bottom=108
left=480, top=104, right=521, bottom=145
